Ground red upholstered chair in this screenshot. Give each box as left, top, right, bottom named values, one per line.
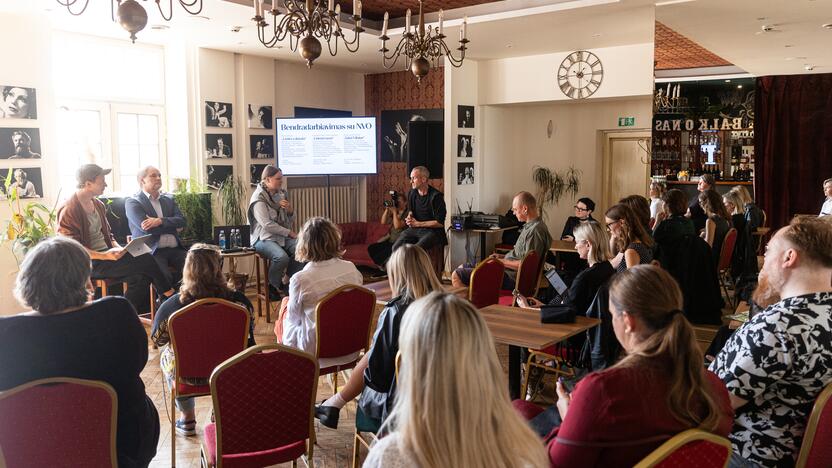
left=498, top=250, right=543, bottom=306
left=717, top=228, right=738, bottom=308
left=633, top=429, right=732, bottom=468
left=0, top=377, right=117, bottom=467
left=339, top=222, right=391, bottom=268
left=468, top=258, right=506, bottom=308
left=201, top=344, right=318, bottom=468
left=796, top=382, right=832, bottom=468
left=168, top=298, right=250, bottom=468
left=315, top=285, right=377, bottom=393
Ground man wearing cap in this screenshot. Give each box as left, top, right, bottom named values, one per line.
left=57, top=164, right=175, bottom=314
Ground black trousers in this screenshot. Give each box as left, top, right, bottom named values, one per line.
left=92, top=254, right=173, bottom=314
left=367, top=241, right=394, bottom=268
left=392, top=228, right=446, bottom=252
left=152, top=247, right=187, bottom=287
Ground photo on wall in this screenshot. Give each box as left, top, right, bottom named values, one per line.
left=0, top=85, right=37, bottom=119
left=1, top=167, right=43, bottom=199
left=205, top=101, right=233, bottom=128
left=205, top=134, right=233, bottom=159
left=249, top=135, right=274, bottom=159
left=457, top=162, right=474, bottom=185
left=0, top=128, right=42, bottom=159
left=250, top=164, right=269, bottom=186
left=380, top=108, right=443, bottom=163
left=206, top=165, right=233, bottom=190
left=457, top=134, right=473, bottom=158
left=457, top=105, right=474, bottom=128
left=247, top=104, right=273, bottom=129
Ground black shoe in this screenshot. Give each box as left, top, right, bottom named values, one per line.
left=268, top=285, right=282, bottom=301
left=314, top=403, right=340, bottom=429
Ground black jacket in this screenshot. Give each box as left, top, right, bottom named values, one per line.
left=359, top=295, right=411, bottom=422
left=542, top=261, right=614, bottom=319
left=656, top=233, right=724, bottom=325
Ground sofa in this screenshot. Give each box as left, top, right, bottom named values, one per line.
left=339, top=222, right=391, bottom=268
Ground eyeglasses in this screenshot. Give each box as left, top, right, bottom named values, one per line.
left=606, top=220, right=620, bottom=232
left=574, top=205, right=589, bottom=212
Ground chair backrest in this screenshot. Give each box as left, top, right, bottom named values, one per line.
left=760, top=209, right=768, bottom=228
left=0, top=377, right=117, bottom=467
left=514, top=250, right=542, bottom=298
left=316, top=285, right=377, bottom=359
left=634, top=429, right=732, bottom=468
left=718, top=228, right=738, bottom=272
left=169, top=298, right=250, bottom=381
left=796, top=382, right=832, bottom=468
left=468, top=258, right=506, bottom=308
left=211, top=344, right=318, bottom=463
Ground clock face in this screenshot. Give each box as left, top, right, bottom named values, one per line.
left=557, top=51, right=603, bottom=99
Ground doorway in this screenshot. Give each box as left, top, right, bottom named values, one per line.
left=601, top=131, right=652, bottom=211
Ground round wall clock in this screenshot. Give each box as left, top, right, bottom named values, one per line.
left=557, top=50, right=603, bottom=99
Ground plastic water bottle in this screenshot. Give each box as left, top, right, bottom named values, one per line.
left=232, top=229, right=239, bottom=248
left=219, top=230, right=227, bottom=250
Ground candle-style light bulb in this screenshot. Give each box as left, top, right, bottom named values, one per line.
left=405, top=8, right=411, bottom=32
left=357, top=0, right=362, bottom=17
left=353, top=0, right=357, bottom=17
left=328, top=0, right=334, bottom=12
left=382, top=11, right=389, bottom=36
left=335, top=3, right=341, bottom=15
left=438, top=9, right=443, bottom=36
left=462, top=15, right=467, bottom=39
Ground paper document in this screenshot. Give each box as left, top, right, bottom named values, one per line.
left=124, top=234, right=153, bottom=257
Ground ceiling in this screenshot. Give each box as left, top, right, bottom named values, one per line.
left=654, top=21, right=732, bottom=70
left=657, top=0, right=832, bottom=76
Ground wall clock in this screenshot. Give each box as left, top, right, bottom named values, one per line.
left=557, top=51, right=603, bottom=99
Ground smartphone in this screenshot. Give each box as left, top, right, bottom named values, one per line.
left=557, top=377, right=573, bottom=394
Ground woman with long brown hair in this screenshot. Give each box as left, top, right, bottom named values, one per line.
left=605, top=203, right=654, bottom=272
left=699, top=189, right=731, bottom=266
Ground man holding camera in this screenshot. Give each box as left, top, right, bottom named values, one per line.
left=392, top=166, right=447, bottom=252
left=367, top=191, right=407, bottom=269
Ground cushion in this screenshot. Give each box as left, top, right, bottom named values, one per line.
left=512, top=400, right=545, bottom=421
left=355, top=406, right=381, bottom=434
left=203, top=422, right=307, bottom=468
left=342, top=243, right=376, bottom=268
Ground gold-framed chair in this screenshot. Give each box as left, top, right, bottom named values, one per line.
left=633, top=429, right=732, bottom=468
left=351, top=352, right=400, bottom=468
left=795, top=382, right=832, bottom=468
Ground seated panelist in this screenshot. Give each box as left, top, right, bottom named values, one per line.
left=391, top=166, right=448, bottom=252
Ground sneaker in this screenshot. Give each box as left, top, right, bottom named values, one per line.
left=525, top=367, right=545, bottom=401
left=175, top=419, right=196, bottom=436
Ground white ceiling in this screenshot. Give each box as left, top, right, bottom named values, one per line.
left=657, top=0, right=832, bottom=76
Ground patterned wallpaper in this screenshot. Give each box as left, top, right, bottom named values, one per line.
left=364, top=67, right=444, bottom=220
left=655, top=22, right=733, bottom=70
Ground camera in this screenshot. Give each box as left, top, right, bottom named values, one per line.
left=383, top=190, right=400, bottom=207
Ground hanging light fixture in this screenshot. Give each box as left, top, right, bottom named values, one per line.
left=379, top=0, right=469, bottom=82
left=55, top=0, right=204, bottom=43
left=251, top=0, right=364, bottom=68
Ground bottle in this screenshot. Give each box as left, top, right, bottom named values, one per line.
left=233, top=229, right=240, bottom=248
left=219, top=230, right=227, bottom=250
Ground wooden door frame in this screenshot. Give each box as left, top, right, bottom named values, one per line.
left=601, top=129, right=652, bottom=211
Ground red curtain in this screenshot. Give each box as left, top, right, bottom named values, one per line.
left=755, top=74, right=832, bottom=230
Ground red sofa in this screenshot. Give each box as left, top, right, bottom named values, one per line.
left=338, top=222, right=390, bottom=268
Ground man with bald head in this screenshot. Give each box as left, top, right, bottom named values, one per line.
left=125, top=166, right=187, bottom=285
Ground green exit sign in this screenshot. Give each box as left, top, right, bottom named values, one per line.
left=618, top=117, right=635, bottom=127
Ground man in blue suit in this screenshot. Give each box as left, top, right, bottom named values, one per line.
left=125, top=166, right=187, bottom=286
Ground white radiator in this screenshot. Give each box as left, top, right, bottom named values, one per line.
left=290, top=185, right=358, bottom=229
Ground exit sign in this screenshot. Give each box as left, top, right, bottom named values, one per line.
left=618, top=117, right=635, bottom=127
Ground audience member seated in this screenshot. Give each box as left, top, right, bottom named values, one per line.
left=699, top=189, right=731, bottom=267
left=820, top=177, right=832, bottom=216
left=452, top=192, right=552, bottom=290
left=516, top=265, right=733, bottom=467
left=125, top=166, right=187, bottom=286
left=0, top=237, right=159, bottom=467
left=249, top=165, right=303, bottom=298
left=619, top=194, right=652, bottom=235
left=561, top=197, right=596, bottom=241
left=688, top=173, right=714, bottom=232
left=276, top=217, right=363, bottom=354
left=363, top=292, right=548, bottom=468
left=723, top=191, right=758, bottom=287
left=58, top=164, right=175, bottom=314
left=605, top=203, right=653, bottom=272
left=314, top=244, right=442, bottom=429
left=653, top=189, right=695, bottom=262
left=391, top=166, right=447, bottom=252
left=367, top=191, right=407, bottom=269
left=649, top=181, right=666, bottom=225
left=150, top=243, right=255, bottom=437
left=710, top=216, right=832, bottom=467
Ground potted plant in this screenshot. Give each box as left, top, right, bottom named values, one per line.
left=1, top=175, right=60, bottom=264
left=172, top=177, right=213, bottom=245
left=216, top=174, right=248, bottom=290
left=532, top=165, right=582, bottom=219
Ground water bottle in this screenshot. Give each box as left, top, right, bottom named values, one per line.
left=232, top=229, right=239, bottom=248
left=219, top=230, right=227, bottom=250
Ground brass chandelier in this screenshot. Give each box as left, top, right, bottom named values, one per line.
left=55, top=0, right=204, bottom=43
left=379, top=0, right=469, bottom=82
left=252, top=0, right=364, bottom=67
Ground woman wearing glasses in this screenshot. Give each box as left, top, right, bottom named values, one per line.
left=560, top=197, right=595, bottom=241
left=605, top=203, right=653, bottom=272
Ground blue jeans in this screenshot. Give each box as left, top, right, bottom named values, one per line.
left=254, top=238, right=304, bottom=289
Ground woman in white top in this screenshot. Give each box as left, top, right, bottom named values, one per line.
left=364, top=292, right=547, bottom=468
left=649, top=181, right=666, bottom=224
left=276, top=217, right=362, bottom=354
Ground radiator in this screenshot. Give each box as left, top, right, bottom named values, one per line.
left=290, top=185, right=358, bottom=229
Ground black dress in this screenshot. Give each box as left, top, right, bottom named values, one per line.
left=0, top=297, right=160, bottom=468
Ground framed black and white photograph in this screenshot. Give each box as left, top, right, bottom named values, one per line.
left=249, top=135, right=274, bottom=160
left=206, top=165, right=233, bottom=190
left=457, top=162, right=474, bottom=185
left=380, top=108, right=443, bottom=163
left=205, top=134, right=233, bottom=159
left=250, top=164, right=269, bottom=186
left=457, top=134, right=473, bottom=158
left=1, top=85, right=37, bottom=119
left=458, top=105, right=474, bottom=128
left=1, top=167, right=43, bottom=199
left=0, top=128, right=41, bottom=159
left=205, top=101, right=233, bottom=128
left=247, top=104, right=273, bottom=129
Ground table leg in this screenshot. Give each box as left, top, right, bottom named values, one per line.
left=508, top=344, right=521, bottom=399
left=480, top=232, right=487, bottom=261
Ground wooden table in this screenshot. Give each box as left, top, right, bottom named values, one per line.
left=550, top=239, right=577, bottom=268
left=465, top=226, right=518, bottom=261
left=363, top=280, right=467, bottom=304
left=479, top=304, right=600, bottom=399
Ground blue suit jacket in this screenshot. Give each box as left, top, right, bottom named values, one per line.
left=124, top=191, right=186, bottom=252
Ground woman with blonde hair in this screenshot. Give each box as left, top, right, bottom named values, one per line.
left=605, top=203, right=653, bottom=272
left=315, top=244, right=442, bottom=429
left=648, top=181, right=667, bottom=223
left=365, top=292, right=548, bottom=468
left=277, top=216, right=362, bottom=354
left=532, top=265, right=733, bottom=466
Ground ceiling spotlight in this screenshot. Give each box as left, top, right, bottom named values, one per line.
left=737, top=85, right=743, bottom=89
left=724, top=79, right=731, bottom=82
left=805, top=64, right=815, bottom=71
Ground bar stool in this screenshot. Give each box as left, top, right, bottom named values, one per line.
left=254, top=252, right=273, bottom=323
left=94, top=278, right=156, bottom=326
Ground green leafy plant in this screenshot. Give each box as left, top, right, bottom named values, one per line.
left=173, top=177, right=213, bottom=244
left=216, top=175, right=245, bottom=226
left=532, top=165, right=582, bottom=219
left=565, top=166, right=582, bottom=199
left=1, top=171, right=60, bottom=264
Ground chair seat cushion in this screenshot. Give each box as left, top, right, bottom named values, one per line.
left=498, top=294, right=514, bottom=306
left=203, top=423, right=307, bottom=468
left=342, top=244, right=376, bottom=268
left=355, top=406, right=381, bottom=434
left=512, top=400, right=545, bottom=421
left=177, top=382, right=210, bottom=396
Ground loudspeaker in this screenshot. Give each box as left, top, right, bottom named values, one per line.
left=407, top=120, right=444, bottom=178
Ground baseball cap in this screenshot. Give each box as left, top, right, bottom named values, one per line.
left=76, top=164, right=112, bottom=187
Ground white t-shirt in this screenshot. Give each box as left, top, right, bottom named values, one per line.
left=820, top=197, right=832, bottom=216
left=649, top=197, right=664, bottom=220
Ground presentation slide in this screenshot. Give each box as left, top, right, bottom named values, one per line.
left=276, top=117, right=377, bottom=175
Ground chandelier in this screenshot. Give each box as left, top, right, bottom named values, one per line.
left=379, top=0, right=469, bottom=82
left=252, top=0, right=364, bottom=67
left=55, top=0, right=204, bottom=43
